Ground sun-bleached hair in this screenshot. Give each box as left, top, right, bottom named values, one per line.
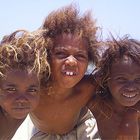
left=41, top=4, right=100, bottom=65
left=0, top=30, right=50, bottom=83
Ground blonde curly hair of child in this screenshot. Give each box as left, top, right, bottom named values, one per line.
left=0, top=29, right=50, bottom=83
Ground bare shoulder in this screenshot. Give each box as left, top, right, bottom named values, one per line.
left=71, top=75, right=98, bottom=107
left=76, top=74, right=97, bottom=90
left=87, top=96, right=112, bottom=120
left=82, top=74, right=96, bottom=83
left=76, top=75, right=98, bottom=97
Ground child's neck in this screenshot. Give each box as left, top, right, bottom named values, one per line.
left=110, top=99, right=126, bottom=116
left=46, top=82, right=73, bottom=100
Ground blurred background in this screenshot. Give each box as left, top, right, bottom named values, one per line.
left=0, top=0, right=140, bottom=41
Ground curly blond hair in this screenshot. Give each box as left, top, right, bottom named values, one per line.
left=41, top=4, right=99, bottom=64
left=0, top=30, right=50, bottom=83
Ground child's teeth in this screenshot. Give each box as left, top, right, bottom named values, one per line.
left=70, top=72, right=73, bottom=75
left=122, top=93, right=137, bottom=98
left=66, top=72, right=74, bottom=75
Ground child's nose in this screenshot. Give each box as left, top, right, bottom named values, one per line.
left=15, top=94, right=28, bottom=101
left=125, top=82, right=137, bottom=91
left=15, top=97, right=29, bottom=108
left=126, top=86, right=137, bottom=92
left=65, top=55, right=77, bottom=66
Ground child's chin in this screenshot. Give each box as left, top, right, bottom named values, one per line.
left=122, top=102, right=138, bottom=107
left=12, top=112, right=28, bottom=119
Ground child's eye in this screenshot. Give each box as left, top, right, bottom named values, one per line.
left=28, top=88, right=38, bottom=95
left=75, top=54, right=88, bottom=61
left=5, top=87, right=16, bottom=93
left=115, top=77, right=127, bottom=83
left=54, top=52, right=67, bottom=59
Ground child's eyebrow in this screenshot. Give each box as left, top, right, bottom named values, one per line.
left=111, top=73, right=126, bottom=77
left=54, top=47, right=87, bottom=53
left=29, top=85, right=39, bottom=88
left=3, top=84, right=16, bottom=87
left=2, top=83, right=39, bottom=89
left=77, top=50, right=88, bottom=54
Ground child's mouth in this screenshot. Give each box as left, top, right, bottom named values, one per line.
left=122, top=92, right=138, bottom=98
left=64, top=71, right=77, bottom=76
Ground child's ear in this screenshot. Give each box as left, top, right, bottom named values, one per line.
left=106, top=77, right=111, bottom=86
left=0, top=86, right=2, bottom=92
left=0, top=88, right=3, bottom=98
left=0, top=87, right=3, bottom=95
left=106, top=77, right=112, bottom=91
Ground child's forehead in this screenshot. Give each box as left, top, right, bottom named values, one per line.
left=0, top=69, right=39, bottom=85
left=53, top=33, right=87, bottom=46
left=51, top=33, right=88, bottom=53
left=4, top=69, right=37, bottom=78
left=114, top=55, right=133, bottom=63
left=111, top=55, right=140, bottom=72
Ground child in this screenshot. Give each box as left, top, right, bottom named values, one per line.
left=0, top=29, right=50, bottom=139
left=88, top=35, right=140, bottom=139
left=29, top=4, right=100, bottom=140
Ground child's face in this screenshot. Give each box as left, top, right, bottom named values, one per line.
left=0, top=69, right=40, bottom=119
left=107, top=56, right=140, bottom=107
left=50, top=33, right=88, bottom=88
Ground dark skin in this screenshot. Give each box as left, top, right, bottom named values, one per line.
left=0, top=69, right=40, bottom=139
left=30, top=33, right=97, bottom=134
left=89, top=56, right=140, bottom=140
left=91, top=100, right=140, bottom=140
left=0, top=109, right=23, bottom=140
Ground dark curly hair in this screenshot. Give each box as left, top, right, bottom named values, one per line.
left=89, top=35, right=140, bottom=119
left=41, top=4, right=100, bottom=65
left=97, top=35, right=140, bottom=98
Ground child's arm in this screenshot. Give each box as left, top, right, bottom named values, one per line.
left=87, top=96, right=112, bottom=121
left=117, top=108, right=140, bottom=140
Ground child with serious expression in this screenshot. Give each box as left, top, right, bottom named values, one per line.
left=0, top=30, right=50, bottom=139
left=88, top=36, right=140, bottom=139
left=49, top=33, right=88, bottom=89
left=29, top=4, right=101, bottom=140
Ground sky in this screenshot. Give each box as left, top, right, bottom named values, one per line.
left=0, top=0, right=140, bottom=40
